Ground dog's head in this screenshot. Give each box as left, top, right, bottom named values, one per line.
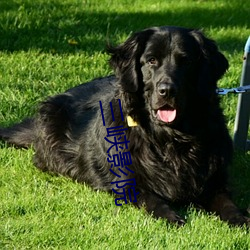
left=108, top=26, right=228, bottom=127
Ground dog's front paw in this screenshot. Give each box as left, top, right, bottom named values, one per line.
left=153, top=205, right=186, bottom=226
left=220, top=207, right=250, bottom=227
left=167, top=213, right=186, bottom=226
left=227, top=215, right=250, bottom=227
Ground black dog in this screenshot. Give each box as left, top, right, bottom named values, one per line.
left=0, top=26, right=249, bottom=226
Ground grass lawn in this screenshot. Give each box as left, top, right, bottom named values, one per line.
left=0, top=0, right=250, bottom=249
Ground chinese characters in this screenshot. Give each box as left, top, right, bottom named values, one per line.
left=99, top=99, right=139, bottom=206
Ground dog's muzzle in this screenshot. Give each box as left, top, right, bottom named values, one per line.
left=155, top=82, right=177, bottom=123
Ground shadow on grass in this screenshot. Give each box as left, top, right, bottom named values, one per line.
left=0, top=0, right=249, bottom=53
left=230, top=151, right=250, bottom=210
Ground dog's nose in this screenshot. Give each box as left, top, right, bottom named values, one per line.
left=158, top=83, right=176, bottom=97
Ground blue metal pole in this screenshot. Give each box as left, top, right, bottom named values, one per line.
left=233, top=36, right=250, bottom=151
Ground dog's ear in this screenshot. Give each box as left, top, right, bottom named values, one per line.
left=107, top=29, right=154, bottom=92
left=190, top=30, right=229, bottom=97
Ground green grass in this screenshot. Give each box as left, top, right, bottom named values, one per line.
left=0, top=0, right=250, bottom=249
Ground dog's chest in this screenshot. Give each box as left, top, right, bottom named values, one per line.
left=135, top=138, right=210, bottom=201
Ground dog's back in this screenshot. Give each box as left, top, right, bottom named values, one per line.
left=0, top=76, right=116, bottom=149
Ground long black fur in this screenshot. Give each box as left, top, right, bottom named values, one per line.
left=1, top=26, right=249, bottom=226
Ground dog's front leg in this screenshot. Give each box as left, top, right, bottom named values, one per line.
left=207, top=192, right=250, bottom=227
left=135, top=192, right=185, bottom=226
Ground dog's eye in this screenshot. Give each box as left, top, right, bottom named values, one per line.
left=147, top=57, right=157, bottom=65
left=176, top=54, right=189, bottom=64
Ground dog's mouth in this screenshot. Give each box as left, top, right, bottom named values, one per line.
left=153, top=104, right=177, bottom=123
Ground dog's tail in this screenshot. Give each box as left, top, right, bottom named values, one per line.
left=0, top=118, right=35, bottom=148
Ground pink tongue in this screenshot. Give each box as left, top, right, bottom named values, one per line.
left=157, top=109, right=176, bottom=123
